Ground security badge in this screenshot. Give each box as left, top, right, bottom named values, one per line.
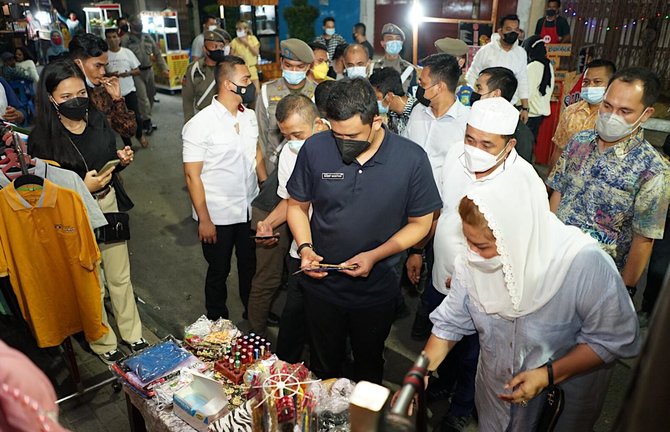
left=322, top=173, right=344, bottom=180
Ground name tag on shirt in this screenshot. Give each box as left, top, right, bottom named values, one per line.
left=322, top=172, right=344, bottom=180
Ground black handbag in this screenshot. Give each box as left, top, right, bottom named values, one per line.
left=95, top=212, right=130, bottom=244
left=537, top=361, right=565, bottom=432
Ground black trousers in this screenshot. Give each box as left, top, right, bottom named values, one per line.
left=276, top=257, right=305, bottom=363
left=304, top=292, right=396, bottom=384
left=526, top=115, right=545, bottom=141
left=201, top=221, right=255, bottom=320
left=122, top=91, right=143, bottom=147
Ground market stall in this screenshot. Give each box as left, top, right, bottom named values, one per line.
left=140, top=9, right=189, bottom=93
left=83, top=3, right=122, bottom=39
left=112, top=316, right=414, bottom=432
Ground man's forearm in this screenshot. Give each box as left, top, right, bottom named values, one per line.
left=411, top=211, right=440, bottom=249
left=184, top=172, right=212, bottom=223
left=521, top=98, right=529, bottom=109
left=621, top=235, right=655, bottom=287
left=264, top=199, right=288, bottom=229
left=424, top=334, right=458, bottom=372
left=287, top=199, right=312, bottom=246
left=549, top=190, right=561, bottom=213
left=371, top=214, right=433, bottom=262
left=256, top=143, right=268, bottom=182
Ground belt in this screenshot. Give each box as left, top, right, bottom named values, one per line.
left=139, top=66, right=152, bottom=71
left=92, top=185, right=112, bottom=200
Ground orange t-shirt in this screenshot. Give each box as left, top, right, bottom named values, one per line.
left=0, top=180, right=108, bottom=347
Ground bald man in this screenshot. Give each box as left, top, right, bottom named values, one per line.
left=343, top=43, right=371, bottom=79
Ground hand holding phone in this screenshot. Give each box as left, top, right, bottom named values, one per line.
left=96, top=159, right=120, bottom=177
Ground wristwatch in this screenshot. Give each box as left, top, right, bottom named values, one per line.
left=520, top=107, right=529, bottom=112
left=297, top=243, right=314, bottom=256
left=408, top=247, right=424, bottom=256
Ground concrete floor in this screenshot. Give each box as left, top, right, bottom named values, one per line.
left=0, top=92, right=647, bottom=430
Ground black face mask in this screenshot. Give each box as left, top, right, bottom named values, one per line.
left=334, top=130, right=372, bottom=164
left=416, top=85, right=435, bottom=107
left=231, top=82, right=256, bottom=105
left=469, top=91, right=482, bottom=105
left=546, top=9, right=557, bottom=17
left=53, top=97, right=89, bottom=121
left=503, top=31, right=519, bottom=45
left=120, top=24, right=129, bottom=32
left=207, top=48, right=226, bottom=63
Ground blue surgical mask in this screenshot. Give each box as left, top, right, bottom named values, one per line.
left=287, top=139, right=305, bottom=153
left=580, top=86, right=606, bottom=105
left=346, top=66, right=367, bottom=79
left=384, top=40, right=403, bottom=55
left=283, top=69, right=307, bottom=85
left=377, top=100, right=388, bottom=114
left=325, top=28, right=335, bottom=36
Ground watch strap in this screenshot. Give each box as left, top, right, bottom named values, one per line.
left=297, top=242, right=313, bottom=256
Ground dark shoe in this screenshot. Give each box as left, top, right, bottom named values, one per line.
left=127, top=338, right=149, bottom=353
left=439, top=414, right=469, bottom=432
left=411, top=313, right=432, bottom=341
left=99, top=349, right=125, bottom=365
left=267, top=312, right=280, bottom=327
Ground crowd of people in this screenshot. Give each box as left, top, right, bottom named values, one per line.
left=1, top=1, right=669, bottom=430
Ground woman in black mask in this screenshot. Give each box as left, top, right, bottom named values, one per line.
left=523, top=35, right=554, bottom=142
left=28, top=59, right=147, bottom=363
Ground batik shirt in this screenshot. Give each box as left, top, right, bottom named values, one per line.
left=547, top=129, right=670, bottom=269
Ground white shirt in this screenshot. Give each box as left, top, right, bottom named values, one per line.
left=182, top=97, right=259, bottom=225
left=432, top=144, right=519, bottom=294
left=106, top=48, right=141, bottom=96
left=527, top=61, right=555, bottom=117
left=403, top=100, right=470, bottom=191
left=465, top=38, right=529, bottom=103
left=191, top=34, right=205, bottom=59
left=276, top=145, right=300, bottom=259
left=0, top=84, right=7, bottom=117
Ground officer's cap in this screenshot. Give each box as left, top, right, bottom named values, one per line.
left=204, top=28, right=231, bottom=43
left=381, top=23, right=405, bottom=41
left=280, top=38, right=314, bottom=64
left=434, top=37, right=468, bottom=56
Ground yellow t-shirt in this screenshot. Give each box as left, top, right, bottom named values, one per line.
left=0, top=180, right=107, bottom=347
left=230, top=35, right=260, bottom=80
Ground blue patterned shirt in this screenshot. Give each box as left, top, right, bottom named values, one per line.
left=547, top=130, right=670, bottom=269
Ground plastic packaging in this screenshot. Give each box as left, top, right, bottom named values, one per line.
left=122, top=340, right=192, bottom=383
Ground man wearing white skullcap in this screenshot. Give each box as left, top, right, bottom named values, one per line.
left=410, top=96, right=547, bottom=430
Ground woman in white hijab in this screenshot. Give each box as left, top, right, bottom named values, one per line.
left=424, top=169, right=640, bottom=431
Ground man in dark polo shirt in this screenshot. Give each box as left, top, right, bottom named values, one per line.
left=286, top=78, right=442, bottom=383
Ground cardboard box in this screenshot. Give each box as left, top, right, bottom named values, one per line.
left=173, top=372, right=229, bottom=431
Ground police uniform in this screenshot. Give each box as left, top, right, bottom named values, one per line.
left=434, top=37, right=473, bottom=104
left=256, top=38, right=317, bottom=173
left=182, top=29, right=231, bottom=123
left=122, top=18, right=168, bottom=124
left=373, top=23, right=418, bottom=94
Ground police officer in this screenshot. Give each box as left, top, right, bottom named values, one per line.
left=182, top=28, right=231, bottom=123
left=435, top=37, right=473, bottom=105
left=256, top=38, right=317, bottom=173
left=123, top=15, right=169, bottom=135
left=373, top=23, right=418, bottom=94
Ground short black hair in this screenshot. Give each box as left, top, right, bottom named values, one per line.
left=547, top=0, right=560, bottom=6
left=275, top=94, right=320, bottom=124
left=333, top=43, right=348, bottom=61
left=369, top=68, right=405, bottom=97
left=201, top=15, right=216, bottom=27
left=68, top=33, right=108, bottom=59
left=354, top=22, right=366, bottom=36
left=323, top=17, right=335, bottom=26
left=116, top=16, right=128, bottom=25
left=420, top=53, right=460, bottom=93
left=309, top=42, right=328, bottom=54
left=314, top=80, right=337, bottom=116
left=499, top=14, right=520, bottom=28
left=585, top=59, right=616, bottom=78
left=479, top=67, right=518, bottom=102
left=326, top=78, right=378, bottom=124
left=214, top=55, right=247, bottom=88
left=608, top=67, right=661, bottom=108
left=104, top=28, right=118, bottom=37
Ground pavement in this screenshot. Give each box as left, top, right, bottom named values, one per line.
left=2, top=92, right=660, bottom=431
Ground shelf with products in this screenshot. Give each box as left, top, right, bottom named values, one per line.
left=83, top=3, right=122, bottom=39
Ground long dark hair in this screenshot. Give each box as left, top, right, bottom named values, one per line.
left=14, top=46, right=34, bottom=62
left=28, top=59, right=94, bottom=173
left=523, top=35, right=552, bottom=96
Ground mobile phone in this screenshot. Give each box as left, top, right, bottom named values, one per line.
left=310, top=263, right=359, bottom=272
left=250, top=233, right=281, bottom=240
left=97, top=159, right=120, bottom=176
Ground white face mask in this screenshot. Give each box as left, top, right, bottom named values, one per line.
left=466, top=248, right=502, bottom=272
left=287, top=139, right=305, bottom=153
left=346, top=66, right=367, bottom=79
left=580, top=86, right=606, bottom=104
left=224, top=45, right=231, bottom=56
left=463, top=141, right=509, bottom=173
left=596, top=110, right=646, bottom=143
left=208, top=25, right=218, bottom=31
left=236, top=29, right=246, bottom=38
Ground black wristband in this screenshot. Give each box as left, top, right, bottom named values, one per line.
left=546, top=360, right=554, bottom=386
left=626, top=285, right=637, bottom=297
left=297, top=242, right=313, bottom=256
left=408, top=247, right=424, bottom=256
left=520, top=107, right=529, bottom=111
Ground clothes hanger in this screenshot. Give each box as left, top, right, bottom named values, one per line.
left=2, top=129, right=42, bottom=188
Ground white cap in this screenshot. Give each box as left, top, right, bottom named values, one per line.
left=467, top=97, right=519, bottom=135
